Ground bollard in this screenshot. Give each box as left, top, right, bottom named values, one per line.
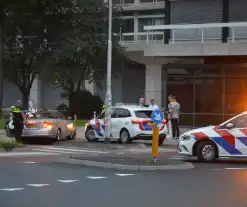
left=93, top=111, right=96, bottom=119
left=152, top=124, right=159, bottom=163
left=148, top=122, right=160, bottom=163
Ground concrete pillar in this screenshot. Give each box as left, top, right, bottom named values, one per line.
left=29, top=77, right=41, bottom=111
left=145, top=65, right=162, bottom=106
left=134, top=12, right=138, bottom=42
left=85, top=80, right=96, bottom=95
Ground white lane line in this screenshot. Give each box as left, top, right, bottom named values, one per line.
left=38, top=147, right=109, bottom=154
left=26, top=184, right=50, bottom=187
left=0, top=152, right=57, bottom=157
left=32, top=149, right=85, bottom=155
left=86, top=176, right=107, bottom=179
left=23, top=161, right=37, bottom=164
left=57, top=180, right=78, bottom=183
left=0, top=188, right=24, bottom=192
left=115, top=173, right=135, bottom=177
left=225, top=168, right=247, bottom=170
left=116, top=152, right=124, bottom=155
left=169, top=157, right=183, bottom=160
left=172, top=156, right=184, bottom=158
left=91, top=154, right=99, bottom=156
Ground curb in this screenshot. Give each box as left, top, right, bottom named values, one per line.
left=53, top=158, right=195, bottom=171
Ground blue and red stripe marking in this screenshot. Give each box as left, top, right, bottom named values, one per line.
left=89, top=119, right=103, bottom=137
left=192, top=130, right=242, bottom=155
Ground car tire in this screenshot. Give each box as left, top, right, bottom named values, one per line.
left=85, top=128, right=98, bottom=142
left=196, top=141, right=218, bottom=162
left=119, top=129, right=131, bottom=144
left=55, top=129, right=61, bottom=143
left=67, top=131, right=76, bottom=140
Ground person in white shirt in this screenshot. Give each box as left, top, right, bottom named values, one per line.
left=149, top=99, right=159, bottom=110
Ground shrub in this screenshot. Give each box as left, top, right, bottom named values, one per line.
left=0, top=140, right=24, bottom=152
left=57, top=89, right=103, bottom=119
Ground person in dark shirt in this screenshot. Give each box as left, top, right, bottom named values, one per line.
left=10, top=100, right=25, bottom=142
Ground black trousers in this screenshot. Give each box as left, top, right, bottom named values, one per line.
left=171, top=118, right=179, bottom=138
left=13, top=122, right=23, bottom=142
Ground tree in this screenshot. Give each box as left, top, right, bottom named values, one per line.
left=46, top=0, right=125, bottom=113
left=3, top=0, right=77, bottom=109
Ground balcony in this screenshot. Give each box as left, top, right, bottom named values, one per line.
left=113, top=0, right=165, bottom=11
left=119, top=22, right=247, bottom=56
left=144, top=22, right=247, bottom=44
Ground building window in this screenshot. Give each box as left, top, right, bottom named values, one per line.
left=225, top=77, right=247, bottom=114
left=167, top=76, right=194, bottom=125
left=195, top=77, right=223, bottom=114
left=121, top=18, right=134, bottom=41
left=113, top=0, right=134, bottom=5
left=138, top=17, right=164, bottom=32
left=121, top=18, right=134, bottom=33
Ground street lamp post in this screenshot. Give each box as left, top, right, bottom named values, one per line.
left=104, top=0, right=112, bottom=144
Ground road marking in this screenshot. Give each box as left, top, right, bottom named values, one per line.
left=169, top=157, right=183, bottom=160
left=23, top=161, right=37, bottom=164
left=38, top=147, right=109, bottom=154
left=86, top=176, right=107, bottom=179
left=116, top=152, right=124, bottom=155
left=32, top=149, right=85, bottom=155
left=91, top=154, right=99, bottom=156
left=0, top=188, right=24, bottom=192
left=115, top=173, right=135, bottom=176
left=225, top=168, right=247, bottom=170
left=0, top=152, right=57, bottom=157
left=57, top=180, right=78, bottom=183
left=26, top=184, right=50, bottom=187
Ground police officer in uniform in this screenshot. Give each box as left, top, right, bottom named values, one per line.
left=10, top=100, right=25, bottom=142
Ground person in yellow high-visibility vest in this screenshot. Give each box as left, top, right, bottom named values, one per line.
left=101, top=104, right=107, bottom=117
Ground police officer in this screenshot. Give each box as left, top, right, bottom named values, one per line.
left=10, top=100, right=25, bottom=142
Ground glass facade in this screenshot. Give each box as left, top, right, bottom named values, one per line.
left=167, top=68, right=247, bottom=127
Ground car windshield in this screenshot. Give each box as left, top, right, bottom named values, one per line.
left=134, top=110, right=152, bottom=118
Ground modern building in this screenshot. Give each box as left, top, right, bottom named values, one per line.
left=4, top=0, right=247, bottom=127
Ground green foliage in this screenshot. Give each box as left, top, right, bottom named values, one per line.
left=57, top=90, right=103, bottom=119
left=0, top=140, right=24, bottom=152
left=1, top=0, right=126, bottom=110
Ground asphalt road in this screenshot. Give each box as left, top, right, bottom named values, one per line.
left=1, top=162, right=247, bottom=207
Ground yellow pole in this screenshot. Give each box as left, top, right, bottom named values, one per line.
left=152, top=124, right=159, bottom=163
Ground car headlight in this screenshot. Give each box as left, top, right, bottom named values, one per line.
left=180, top=134, right=194, bottom=141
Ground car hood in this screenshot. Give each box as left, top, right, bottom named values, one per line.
left=182, top=125, right=215, bottom=136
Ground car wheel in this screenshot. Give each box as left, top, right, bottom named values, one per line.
left=66, top=131, right=76, bottom=140
left=119, top=129, right=131, bottom=144
left=55, top=129, right=61, bottom=143
left=85, top=128, right=98, bottom=142
left=196, top=141, right=218, bottom=162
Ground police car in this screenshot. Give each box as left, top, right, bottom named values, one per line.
left=179, top=111, right=247, bottom=161
left=85, top=104, right=168, bottom=145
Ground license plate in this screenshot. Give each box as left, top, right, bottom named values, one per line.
left=26, top=124, right=38, bottom=128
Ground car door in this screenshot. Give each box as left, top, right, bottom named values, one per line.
left=218, top=114, right=247, bottom=155
left=110, top=108, right=120, bottom=139
left=111, top=108, right=131, bottom=138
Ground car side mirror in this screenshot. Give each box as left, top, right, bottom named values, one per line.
left=226, top=122, right=234, bottom=129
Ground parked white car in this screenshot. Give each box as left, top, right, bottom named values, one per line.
left=179, top=111, right=247, bottom=161
left=85, top=105, right=168, bottom=145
